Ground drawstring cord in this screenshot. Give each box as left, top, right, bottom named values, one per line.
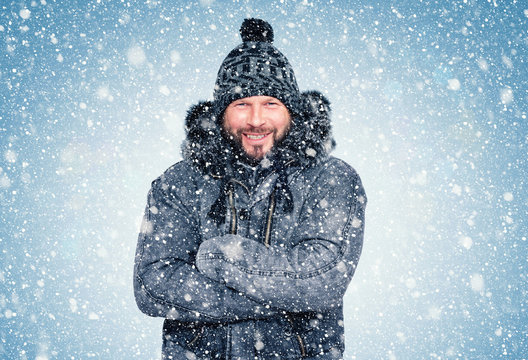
left=228, top=187, right=237, bottom=235
left=208, top=160, right=295, bottom=233
left=285, top=313, right=307, bottom=357
left=264, top=190, right=276, bottom=247
left=215, top=178, right=279, bottom=246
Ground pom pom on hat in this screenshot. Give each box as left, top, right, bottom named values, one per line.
left=213, top=18, right=300, bottom=118
left=240, top=18, right=274, bottom=43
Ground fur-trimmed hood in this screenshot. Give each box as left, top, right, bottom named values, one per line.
left=181, top=90, right=336, bottom=176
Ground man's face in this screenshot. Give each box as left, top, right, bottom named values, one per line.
left=223, top=95, right=291, bottom=161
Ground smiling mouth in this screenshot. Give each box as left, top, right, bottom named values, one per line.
left=244, top=133, right=269, bottom=140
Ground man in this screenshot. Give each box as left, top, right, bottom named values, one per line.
left=134, top=18, right=366, bottom=359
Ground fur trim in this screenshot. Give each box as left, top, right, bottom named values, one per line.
left=181, top=91, right=335, bottom=175
left=181, top=101, right=228, bottom=176
left=281, top=90, right=335, bottom=167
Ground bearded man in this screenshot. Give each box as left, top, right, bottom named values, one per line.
left=134, top=18, right=367, bottom=360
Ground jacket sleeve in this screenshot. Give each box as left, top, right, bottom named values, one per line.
left=133, top=172, right=277, bottom=323
left=195, top=160, right=366, bottom=313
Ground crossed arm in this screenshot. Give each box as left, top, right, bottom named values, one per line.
left=133, top=173, right=277, bottom=323
left=134, top=160, right=366, bottom=322
left=195, top=161, right=366, bottom=313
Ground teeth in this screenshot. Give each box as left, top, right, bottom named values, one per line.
left=246, top=134, right=266, bottom=140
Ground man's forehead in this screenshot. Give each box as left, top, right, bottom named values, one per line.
left=231, top=95, right=283, bottom=104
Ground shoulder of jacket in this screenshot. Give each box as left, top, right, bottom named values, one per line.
left=309, top=156, right=360, bottom=178
left=150, top=160, right=200, bottom=191
left=306, top=157, right=365, bottom=194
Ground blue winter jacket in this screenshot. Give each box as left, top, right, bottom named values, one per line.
left=134, top=91, right=367, bottom=359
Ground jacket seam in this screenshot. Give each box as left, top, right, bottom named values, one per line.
left=135, top=273, right=224, bottom=321
left=197, top=249, right=344, bottom=280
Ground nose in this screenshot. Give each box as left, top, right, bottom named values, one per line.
left=247, top=106, right=265, bottom=127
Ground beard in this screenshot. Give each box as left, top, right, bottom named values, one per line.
left=222, top=125, right=290, bottom=166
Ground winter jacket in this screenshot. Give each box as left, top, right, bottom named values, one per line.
left=134, top=91, right=367, bottom=359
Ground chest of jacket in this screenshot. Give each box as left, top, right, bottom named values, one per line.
left=197, top=169, right=305, bottom=249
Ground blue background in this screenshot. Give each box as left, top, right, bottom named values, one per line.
left=1, top=0, right=527, bottom=358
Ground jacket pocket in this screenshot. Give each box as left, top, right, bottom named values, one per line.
left=253, top=317, right=304, bottom=359
left=162, top=320, right=225, bottom=359
left=292, top=312, right=345, bottom=358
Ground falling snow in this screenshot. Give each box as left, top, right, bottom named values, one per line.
left=1, top=0, right=527, bottom=359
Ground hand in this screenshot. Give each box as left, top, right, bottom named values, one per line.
left=196, top=235, right=262, bottom=283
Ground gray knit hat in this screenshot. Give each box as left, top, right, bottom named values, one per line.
left=213, top=18, right=301, bottom=118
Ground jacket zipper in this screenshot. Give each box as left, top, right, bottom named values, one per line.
left=285, top=314, right=307, bottom=357
left=263, top=189, right=276, bottom=247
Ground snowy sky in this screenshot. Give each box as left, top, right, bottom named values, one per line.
left=1, top=0, right=527, bottom=359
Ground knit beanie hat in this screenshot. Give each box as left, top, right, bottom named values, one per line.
left=213, top=18, right=301, bottom=118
